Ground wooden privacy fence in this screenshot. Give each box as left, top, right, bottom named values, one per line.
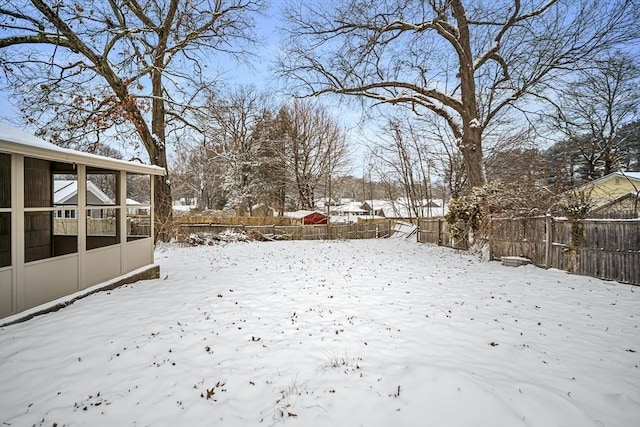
left=177, top=221, right=393, bottom=241
left=54, top=218, right=150, bottom=236
left=173, top=216, right=293, bottom=226
left=489, top=217, right=639, bottom=285
left=418, top=216, right=640, bottom=285
left=416, top=218, right=468, bottom=250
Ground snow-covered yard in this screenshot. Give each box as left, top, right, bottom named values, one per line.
left=1, top=239, right=639, bottom=427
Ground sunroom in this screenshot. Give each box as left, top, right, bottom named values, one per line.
left=0, top=123, right=165, bottom=319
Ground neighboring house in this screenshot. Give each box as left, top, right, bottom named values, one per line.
left=571, top=171, right=640, bottom=218
left=126, top=198, right=150, bottom=215
left=332, top=201, right=370, bottom=216
left=328, top=198, right=445, bottom=222
left=365, top=201, right=387, bottom=218
left=54, top=179, right=114, bottom=218
left=172, top=197, right=197, bottom=213
left=54, top=180, right=148, bottom=217
left=367, top=198, right=446, bottom=218
left=283, top=210, right=328, bottom=225
left=367, top=200, right=404, bottom=218
left=314, top=197, right=336, bottom=210
left=590, top=193, right=639, bottom=219
left=329, top=201, right=390, bottom=223
left=330, top=202, right=368, bottom=223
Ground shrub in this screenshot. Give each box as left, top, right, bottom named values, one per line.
left=445, top=180, right=559, bottom=244
left=559, top=189, right=594, bottom=247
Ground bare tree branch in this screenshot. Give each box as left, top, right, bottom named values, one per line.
left=278, top=0, right=639, bottom=193
left=0, top=0, right=266, bottom=240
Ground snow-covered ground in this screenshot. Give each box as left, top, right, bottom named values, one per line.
left=1, top=239, right=639, bottom=427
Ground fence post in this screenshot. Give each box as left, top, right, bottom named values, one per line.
left=488, top=217, right=493, bottom=261
left=437, top=218, right=443, bottom=246
left=544, top=215, right=553, bottom=269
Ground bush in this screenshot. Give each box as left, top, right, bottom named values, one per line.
left=444, top=192, right=482, bottom=242
left=445, top=180, right=559, bottom=243
left=559, top=189, right=593, bottom=247
left=559, top=189, right=593, bottom=220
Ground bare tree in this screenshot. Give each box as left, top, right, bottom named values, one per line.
left=278, top=100, right=350, bottom=210
left=404, top=112, right=469, bottom=201
left=278, top=0, right=638, bottom=193
left=485, top=147, right=548, bottom=184
left=369, top=118, right=433, bottom=217
left=171, top=134, right=225, bottom=211
left=427, top=119, right=467, bottom=201
left=199, top=87, right=271, bottom=215
left=0, top=0, right=264, bottom=240
left=616, top=121, right=640, bottom=172
left=329, top=173, right=389, bottom=203
left=547, top=51, right=639, bottom=179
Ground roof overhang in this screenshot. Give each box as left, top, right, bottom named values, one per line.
left=0, top=122, right=165, bottom=176
left=574, top=171, right=640, bottom=191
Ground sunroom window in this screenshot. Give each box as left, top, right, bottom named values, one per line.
left=24, top=158, right=78, bottom=262
left=126, top=173, right=151, bottom=241
left=0, top=153, right=10, bottom=267
left=86, top=168, right=120, bottom=250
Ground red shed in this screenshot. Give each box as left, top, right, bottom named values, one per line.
left=283, top=210, right=328, bottom=225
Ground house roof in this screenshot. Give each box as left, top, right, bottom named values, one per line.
left=590, top=192, right=639, bottom=212
left=333, top=201, right=368, bottom=213
left=366, top=199, right=446, bottom=217
left=54, top=180, right=113, bottom=204
left=53, top=180, right=77, bottom=204
left=580, top=171, right=640, bottom=188
left=621, top=172, right=640, bottom=181
left=283, top=210, right=326, bottom=219
left=0, top=122, right=165, bottom=176
left=367, top=200, right=403, bottom=216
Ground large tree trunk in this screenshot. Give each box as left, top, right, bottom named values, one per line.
left=154, top=175, right=173, bottom=241
left=145, top=130, right=172, bottom=241
left=121, top=96, right=172, bottom=242
left=452, top=0, right=486, bottom=192
left=460, top=126, right=486, bottom=190
left=603, top=136, right=614, bottom=175
left=298, top=180, right=314, bottom=210
left=150, top=64, right=172, bottom=242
